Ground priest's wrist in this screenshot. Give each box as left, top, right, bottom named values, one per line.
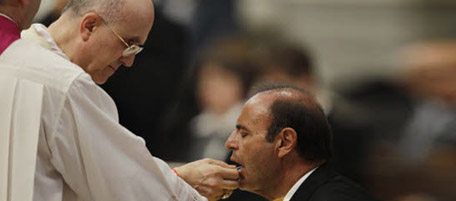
left=171, top=168, right=179, bottom=177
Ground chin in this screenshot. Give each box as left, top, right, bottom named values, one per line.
left=93, top=77, right=108, bottom=85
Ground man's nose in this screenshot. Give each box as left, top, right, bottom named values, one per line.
left=119, top=54, right=136, bottom=67
left=225, top=131, right=238, bottom=150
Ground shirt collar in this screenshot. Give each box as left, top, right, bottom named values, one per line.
left=30, top=23, right=70, bottom=60
left=283, top=166, right=319, bottom=201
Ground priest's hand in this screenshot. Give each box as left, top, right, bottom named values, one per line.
left=173, top=158, right=239, bottom=201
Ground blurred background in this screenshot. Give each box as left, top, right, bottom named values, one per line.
left=34, top=0, right=456, bottom=201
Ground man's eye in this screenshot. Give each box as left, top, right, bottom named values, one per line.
left=240, top=133, right=248, bottom=138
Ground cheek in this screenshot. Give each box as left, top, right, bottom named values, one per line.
left=243, top=140, right=274, bottom=169
left=241, top=144, right=276, bottom=188
left=94, top=49, right=121, bottom=69
left=94, top=35, right=123, bottom=60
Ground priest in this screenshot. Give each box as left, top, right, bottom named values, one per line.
left=0, top=0, right=238, bottom=201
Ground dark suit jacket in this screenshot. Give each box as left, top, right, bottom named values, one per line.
left=291, top=164, right=378, bottom=201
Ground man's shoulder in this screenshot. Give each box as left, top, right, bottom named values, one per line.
left=292, top=165, right=378, bottom=201
left=310, top=175, right=377, bottom=201
left=0, top=39, right=87, bottom=91
left=1, top=38, right=81, bottom=72
left=306, top=170, right=377, bottom=201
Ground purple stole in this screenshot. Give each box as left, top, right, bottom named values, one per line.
left=0, top=15, right=20, bottom=55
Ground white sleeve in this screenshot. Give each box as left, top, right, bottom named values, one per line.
left=47, top=75, right=207, bottom=201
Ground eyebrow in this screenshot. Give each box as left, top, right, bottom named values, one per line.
left=126, top=37, right=143, bottom=46
left=236, top=124, right=250, bottom=133
left=135, top=38, right=144, bottom=46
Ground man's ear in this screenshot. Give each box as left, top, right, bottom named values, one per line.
left=276, top=127, right=297, bottom=159
left=80, top=13, right=102, bottom=41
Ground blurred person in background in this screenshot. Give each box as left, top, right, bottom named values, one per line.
left=364, top=40, right=456, bottom=201
left=162, top=35, right=259, bottom=162
left=397, top=40, right=456, bottom=163
left=188, top=37, right=258, bottom=161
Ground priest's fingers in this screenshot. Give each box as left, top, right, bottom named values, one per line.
left=194, top=159, right=239, bottom=183
left=206, top=158, right=237, bottom=169
left=216, top=165, right=239, bottom=181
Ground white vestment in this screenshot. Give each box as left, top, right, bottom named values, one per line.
left=0, top=24, right=206, bottom=201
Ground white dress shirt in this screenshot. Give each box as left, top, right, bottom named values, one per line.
left=283, top=167, right=318, bottom=201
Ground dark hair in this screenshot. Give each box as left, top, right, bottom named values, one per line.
left=261, top=84, right=332, bottom=162
left=266, top=43, right=313, bottom=78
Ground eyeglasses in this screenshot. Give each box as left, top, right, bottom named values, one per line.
left=102, top=20, right=143, bottom=57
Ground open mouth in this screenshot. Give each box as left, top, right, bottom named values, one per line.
left=230, top=157, right=244, bottom=182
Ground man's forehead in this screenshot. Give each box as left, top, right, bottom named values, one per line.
left=238, top=108, right=268, bottom=133
left=242, top=94, right=273, bottom=123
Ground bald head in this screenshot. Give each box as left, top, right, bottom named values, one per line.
left=62, top=0, right=154, bottom=24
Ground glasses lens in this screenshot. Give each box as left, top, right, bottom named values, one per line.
left=122, top=45, right=143, bottom=57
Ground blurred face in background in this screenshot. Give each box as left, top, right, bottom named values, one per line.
left=408, top=65, right=456, bottom=104
left=399, top=41, right=456, bottom=105
left=196, top=63, right=244, bottom=114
